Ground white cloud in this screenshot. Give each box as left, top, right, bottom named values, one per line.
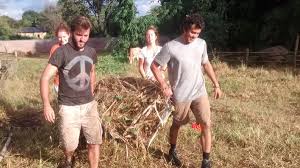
left=135, top=0, right=160, bottom=16
left=0, top=0, right=58, bottom=20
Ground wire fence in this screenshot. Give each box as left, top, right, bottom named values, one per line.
left=209, top=49, right=300, bottom=73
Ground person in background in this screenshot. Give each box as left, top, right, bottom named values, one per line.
left=151, top=14, right=222, bottom=168
left=139, top=25, right=165, bottom=81
left=49, top=23, right=70, bottom=93
left=40, top=16, right=102, bottom=168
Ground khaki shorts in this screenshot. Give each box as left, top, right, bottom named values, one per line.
left=58, top=100, right=102, bottom=151
left=173, top=96, right=211, bottom=126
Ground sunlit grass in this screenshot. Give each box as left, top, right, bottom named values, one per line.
left=0, top=54, right=299, bottom=167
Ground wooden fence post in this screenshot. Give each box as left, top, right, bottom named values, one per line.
left=14, top=51, right=18, bottom=58
left=294, top=33, right=299, bottom=74
left=245, top=48, right=249, bottom=65
left=212, top=48, right=217, bottom=60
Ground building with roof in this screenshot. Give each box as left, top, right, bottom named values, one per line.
left=17, top=27, right=47, bottom=39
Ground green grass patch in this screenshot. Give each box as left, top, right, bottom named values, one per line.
left=96, top=52, right=138, bottom=77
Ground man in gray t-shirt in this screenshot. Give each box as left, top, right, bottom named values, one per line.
left=40, top=16, right=102, bottom=168
left=151, top=14, right=222, bottom=168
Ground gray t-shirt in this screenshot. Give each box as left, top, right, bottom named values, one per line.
left=154, top=37, right=209, bottom=102
left=49, top=41, right=97, bottom=106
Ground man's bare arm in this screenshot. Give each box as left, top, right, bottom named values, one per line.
left=90, top=64, right=96, bottom=95
left=40, top=64, right=58, bottom=123
left=139, top=58, right=147, bottom=79
left=203, top=61, right=222, bottom=99
left=151, top=61, right=172, bottom=98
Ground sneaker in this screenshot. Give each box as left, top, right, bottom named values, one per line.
left=168, top=149, right=182, bottom=167
left=201, top=159, right=211, bottom=168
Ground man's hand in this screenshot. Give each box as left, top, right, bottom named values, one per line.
left=151, top=61, right=172, bottom=99
left=40, top=64, right=58, bottom=124
left=162, top=86, right=173, bottom=99
left=214, top=87, right=222, bottom=99
left=43, top=105, right=55, bottom=123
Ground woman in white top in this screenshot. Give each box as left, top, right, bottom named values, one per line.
left=139, top=26, right=164, bottom=80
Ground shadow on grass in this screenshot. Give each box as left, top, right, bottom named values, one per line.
left=148, top=147, right=196, bottom=168
left=148, top=147, right=168, bottom=160
left=290, top=91, right=300, bottom=115
left=0, top=97, right=62, bottom=166
left=0, top=97, right=42, bottom=127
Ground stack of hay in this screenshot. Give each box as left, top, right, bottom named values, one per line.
left=94, top=77, right=173, bottom=149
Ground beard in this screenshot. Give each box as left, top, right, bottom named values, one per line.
left=72, top=36, right=86, bottom=50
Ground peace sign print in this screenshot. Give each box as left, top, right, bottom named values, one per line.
left=63, top=55, right=93, bottom=91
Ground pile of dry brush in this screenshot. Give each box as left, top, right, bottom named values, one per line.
left=94, top=77, right=173, bottom=150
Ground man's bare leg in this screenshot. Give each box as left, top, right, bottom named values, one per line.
left=88, top=144, right=100, bottom=168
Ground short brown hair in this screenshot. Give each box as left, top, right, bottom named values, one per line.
left=146, top=25, right=160, bottom=45
left=181, top=13, right=205, bottom=32
left=70, top=16, right=92, bottom=32
left=55, top=22, right=70, bottom=36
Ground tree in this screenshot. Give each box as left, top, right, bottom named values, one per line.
left=258, top=0, right=300, bottom=48
left=57, top=0, right=89, bottom=24
left=0, top=17, right=13, bottom=40
left=103, top=0, right=120, bottom=36
left=57, top=0, right=112, bottom=35
left=0, top=16, right=17, bottom=40
left=153, top=0, right=300, bottom=50
left=108, top=0, right=160, bottom=58
left=154, top=0, right=228, bottom=49
left=84, top=0, right=108, bottom=35
left=109, top=0, right=137, bottom=56
left=39, top=4, right=63, bottom=36
left=20, top=10, right=43, bottom=27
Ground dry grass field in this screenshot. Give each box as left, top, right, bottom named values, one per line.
left=0, top=53, right=299, bottom=168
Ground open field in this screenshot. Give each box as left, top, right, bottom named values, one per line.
left=0, top=53, right=299, bottom=168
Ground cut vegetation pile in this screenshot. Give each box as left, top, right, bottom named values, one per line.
left=94, top=77, right=172, bottom=151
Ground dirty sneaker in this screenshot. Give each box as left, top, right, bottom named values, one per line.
left=168, top=149, right=182, bottom=167
left=201, top=159, right=211, bottom=168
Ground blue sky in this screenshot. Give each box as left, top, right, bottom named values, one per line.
left=0, top=0, right=160, bottom=20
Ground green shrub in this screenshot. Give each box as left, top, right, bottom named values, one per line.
left=96, top=52, right=132, bottom=76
